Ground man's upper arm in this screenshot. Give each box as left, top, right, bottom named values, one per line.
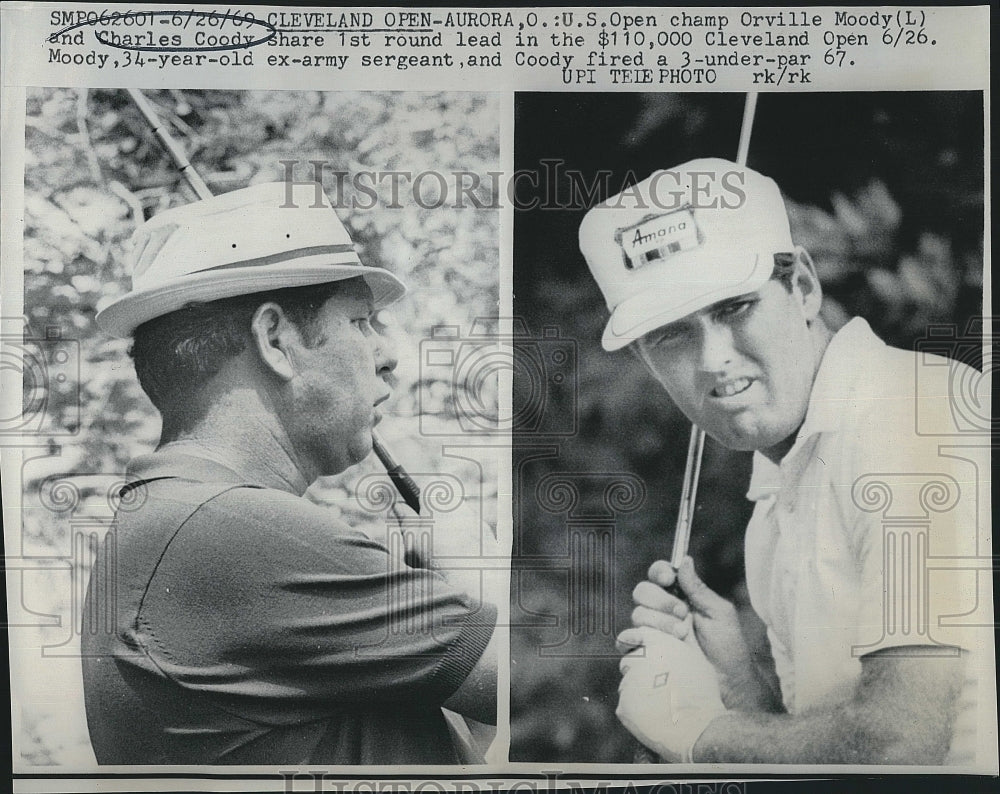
left=143, top=489, right=498, bottom=708
left=442, top=629, right=498, bottom=725
left=850, top=647, right=966, bottom=764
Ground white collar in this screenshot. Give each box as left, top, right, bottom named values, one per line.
left=746, top=317, right=885, bottom=501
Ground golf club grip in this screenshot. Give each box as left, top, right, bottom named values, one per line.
left=385, top=466, right=421, bottom=514
left=370, top=431, right=421, bottom=515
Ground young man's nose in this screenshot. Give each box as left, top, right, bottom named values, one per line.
left=697, top=321, right=736, bottom=372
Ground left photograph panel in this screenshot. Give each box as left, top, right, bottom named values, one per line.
left=7, top=88, right=503, bottom=767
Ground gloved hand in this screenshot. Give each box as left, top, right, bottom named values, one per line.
left=632, top=557, right=755, bottom=702
left=616, top=625, right=726, bottom=763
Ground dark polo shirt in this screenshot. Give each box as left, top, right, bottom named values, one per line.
left=81, top=445, right=496, bottom=764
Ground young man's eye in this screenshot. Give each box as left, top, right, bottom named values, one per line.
left=646, top=326, right=685, bottom=347
left=715, top=300, right=755, bottom=320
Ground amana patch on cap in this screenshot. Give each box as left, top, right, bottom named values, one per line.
left=614, top=206, right=702, bottom=271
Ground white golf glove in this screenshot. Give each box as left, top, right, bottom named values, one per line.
left=617, top=625, right=726, bottom=763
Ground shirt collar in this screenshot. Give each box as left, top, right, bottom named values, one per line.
left=125, top=441, right=262, bottom=490
left=746, top=451, right=782, bottom=501
left=746, top=317, right=884, bottom=501
left=796, top=316, right=883, bottom=439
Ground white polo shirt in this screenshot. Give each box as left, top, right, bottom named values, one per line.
left=743, top=318, right=992, bottom=766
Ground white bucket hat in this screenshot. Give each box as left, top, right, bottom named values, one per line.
left=579, top=158, right=794, bottom=351
left=96, top=182, right=407, bottom=337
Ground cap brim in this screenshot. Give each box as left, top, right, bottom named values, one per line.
left=96, top=264, right=406, bottom=338
left=601, top=253, right=771, bottom=351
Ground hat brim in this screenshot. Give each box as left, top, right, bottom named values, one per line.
left=601, top=253, right=771, bottom=351
left=96, top=263, right=406, bottom=338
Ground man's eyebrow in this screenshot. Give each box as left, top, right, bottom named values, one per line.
left=643, top=290, right=759, bottom=343
left=705, top=292, right=756, bottom=312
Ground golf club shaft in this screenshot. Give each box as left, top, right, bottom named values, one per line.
left=127, top=89, right=212, bottom=200
left=634, top=92, right=758, bottom=765
left=668, top=92, right=757, bottom=573
left=670, top=426, right=706, bottom=568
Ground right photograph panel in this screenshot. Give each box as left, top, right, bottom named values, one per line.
left=510, top=91, right=992, bottom=766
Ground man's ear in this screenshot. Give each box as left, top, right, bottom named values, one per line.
left=791, top=246, right=823, bottom=322
left=249, top=302, right=296, bottom=381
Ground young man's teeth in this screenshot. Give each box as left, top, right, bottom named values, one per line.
left=716, top=378, right=751, bottom=397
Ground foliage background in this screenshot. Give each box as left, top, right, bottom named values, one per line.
left=509, top=91, right=984, bottom=762
left=14, top=88, right=499, bottom=764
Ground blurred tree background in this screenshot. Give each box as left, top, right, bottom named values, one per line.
left=510, top=92, right=984, bottom=762
left=16, top=88, right=498, bottom=764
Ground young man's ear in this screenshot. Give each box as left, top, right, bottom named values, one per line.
left=791, top=246, right=823, bottom=322
left=250, top=302, right=296, bottom=380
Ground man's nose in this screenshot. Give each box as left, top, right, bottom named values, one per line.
left=697, top=320, right=735, bottom=372
left=372, top=311, right=400, bottom=385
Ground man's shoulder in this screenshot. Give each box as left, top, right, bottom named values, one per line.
left=122, top=445, right=364, bottom=533
left=193, top=484, right=365, bottom=537
left=813, top=322, right=986, bottom=536
left=847, top=318, right=979, bottom=390
left=831, top=319, right=977, bottom=431
left=162, top=479, right=372, bottom=545
left=114, top=477, right=392, bottom=605
left=806, top=319, right=987, bottom=488
left=843, top=324, right=917, bottom=391
left=116, top=460, right=376, bottom=561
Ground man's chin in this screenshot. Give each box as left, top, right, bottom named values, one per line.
left=350, top=431, right=375, bottom=466
left=713, top=436, right=760, bottom=454
left=707, top=424, right=788, bottom=455
left=312, top=437, right=373, bottom=479
left=702, top=424, right=758, bottom=452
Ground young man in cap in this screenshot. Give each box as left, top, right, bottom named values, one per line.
left=82, top=182, right=498, bottom=764
left=580, top=159, right=990, bottom=764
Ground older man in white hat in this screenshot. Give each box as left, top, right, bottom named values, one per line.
left=82, top=183, right=497, bottom=765
left=580, top=159, right=989, bottom=765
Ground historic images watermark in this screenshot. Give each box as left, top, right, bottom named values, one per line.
left=850, top=317, right=995, bottom=657
left=418, top=318, right=576, bottom=437
left=277, top=159, right=750, bottom=213
left=0, top=318, right=80, bottom=438
left=278, top=772, right=747, bottom=793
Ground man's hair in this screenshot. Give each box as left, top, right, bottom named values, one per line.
left=129, top=280, right=347, bottom=419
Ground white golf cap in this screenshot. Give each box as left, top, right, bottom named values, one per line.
left=96, top=182, right=407, bottom=337
left=579, top=158, right=793, bottom=351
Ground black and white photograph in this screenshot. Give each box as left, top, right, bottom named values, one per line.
left=511, top=91, right=993, bottom=766
left=10, top=87, right=502, bottom=766
left=0, top=5, right=994, bottom=794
